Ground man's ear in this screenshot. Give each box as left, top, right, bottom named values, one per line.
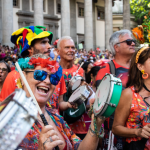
left=56, top=48, right=60, bottom=55
left=114, top=44, right=119, bottom=53
left=28, top=47, right=34, bottom=56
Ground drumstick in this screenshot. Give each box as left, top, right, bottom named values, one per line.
left=70, top=62, right=84, bottom=81
left=15, top=62, right=60, bottom=150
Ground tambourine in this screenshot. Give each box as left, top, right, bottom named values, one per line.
left=63, top=85, right=95, bottom=124
left=0, top=89, right=37, bottom=150
left=68, top=75, right=84, bottom=92
left=93, top=74, right=122, bottom=118
left=68, top=85, right=91, bottom=105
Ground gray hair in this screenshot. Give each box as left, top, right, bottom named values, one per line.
left=109, top=29, right=132, bottom=56
left=57, top=36, right=74, bottom=50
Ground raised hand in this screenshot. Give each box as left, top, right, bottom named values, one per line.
left=38, top=125, right=64, bottom=150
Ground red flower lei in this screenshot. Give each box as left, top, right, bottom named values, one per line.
left=28, top=58, right=59, bottom=73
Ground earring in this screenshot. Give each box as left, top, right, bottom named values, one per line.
left=141, top=70, right=148, bottom=79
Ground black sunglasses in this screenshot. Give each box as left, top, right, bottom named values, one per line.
left=116, top=39, right=136, bottom=46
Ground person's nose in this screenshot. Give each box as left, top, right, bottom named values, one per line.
left=44, top=74, right=51, bottom=84
left=131, top=41, right=135, bottom=46
left=46, top=42, right=51, bottom=50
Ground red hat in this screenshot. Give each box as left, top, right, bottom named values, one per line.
left=53, top=39, right=59, bottom=45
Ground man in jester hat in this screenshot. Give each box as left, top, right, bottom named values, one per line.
left=0, top=26, right=66, bottom=104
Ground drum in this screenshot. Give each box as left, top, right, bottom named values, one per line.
left=93, top=74, right=122, bottom=118
left=0, top=89, right=37, bottom=150
left=64, top=85, right=94, bottom=124
left=68, top=85, right=91, bottom=105
left=68, top=75, right=84, bottom=92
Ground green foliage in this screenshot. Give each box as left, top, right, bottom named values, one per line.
left=130, top=0, right=150, bottom=23
left=142, top=12, right=150, bottom=43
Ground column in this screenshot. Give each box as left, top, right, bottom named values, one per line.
left=61, top=0, right=70, bottom=36
left=123, top=0, right=130, bottom=30
left=70, top=0, right=77, bottom=43
left=84, top=0, right=93, bottom=51
left=2, top=0, right=13, bottom=46
left=34, top=0, right=43, bottom=26
left=105, top=0, right=113, bottom=50
left=55, top=24, right=59, bottom=39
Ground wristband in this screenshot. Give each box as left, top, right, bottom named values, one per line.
left=89, top=125, right=104, bottom=138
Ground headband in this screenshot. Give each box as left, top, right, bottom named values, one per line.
left=135, top=46, right=149, bottom=63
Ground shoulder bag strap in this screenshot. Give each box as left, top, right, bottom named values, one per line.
left=108, top=60, right=116, bottom=76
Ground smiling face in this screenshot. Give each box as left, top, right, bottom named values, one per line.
left=29, top=37, right=51, bottom=56
left=23, top=65, right=55, bottom=106
left=57, top=39, right=75, bottom=62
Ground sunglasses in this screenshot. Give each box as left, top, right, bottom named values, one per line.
left=116, top=39, right=136, bottom=46
left=0, top=68, right=7, bottom=72
left=25, top=70, right=61, bottom=85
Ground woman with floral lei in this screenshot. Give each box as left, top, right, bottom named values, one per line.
left=16, top=54, right=104, bottom=150
left=112, top=47, right=150, bottom=150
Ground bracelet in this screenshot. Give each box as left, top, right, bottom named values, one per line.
left=89, top=125, right=104, bottom=138
left=89, top=125, right=96, bottom=137
left=88, top=105, right=105, bottom=138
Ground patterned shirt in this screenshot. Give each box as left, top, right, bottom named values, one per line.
left=17, top=104, right=82, bottom=150
left=125, top=86, right=150, bottom=150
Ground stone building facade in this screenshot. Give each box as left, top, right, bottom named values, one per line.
left=0, top=0, right=137, bottom=51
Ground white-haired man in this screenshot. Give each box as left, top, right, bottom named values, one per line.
left=95, top=29, right=136, bottom=150
left=56, top=36, right=87, bottom=140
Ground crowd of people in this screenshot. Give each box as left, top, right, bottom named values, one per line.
left=0, top=25, right=150, bottom=150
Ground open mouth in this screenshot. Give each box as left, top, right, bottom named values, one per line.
left=37, top=86, right=49, bottom=94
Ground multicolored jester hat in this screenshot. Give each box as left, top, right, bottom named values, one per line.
left=11, top=26, right=53, bottom=56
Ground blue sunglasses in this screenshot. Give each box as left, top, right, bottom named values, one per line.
left=25, top=67, right=62, bottom=85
